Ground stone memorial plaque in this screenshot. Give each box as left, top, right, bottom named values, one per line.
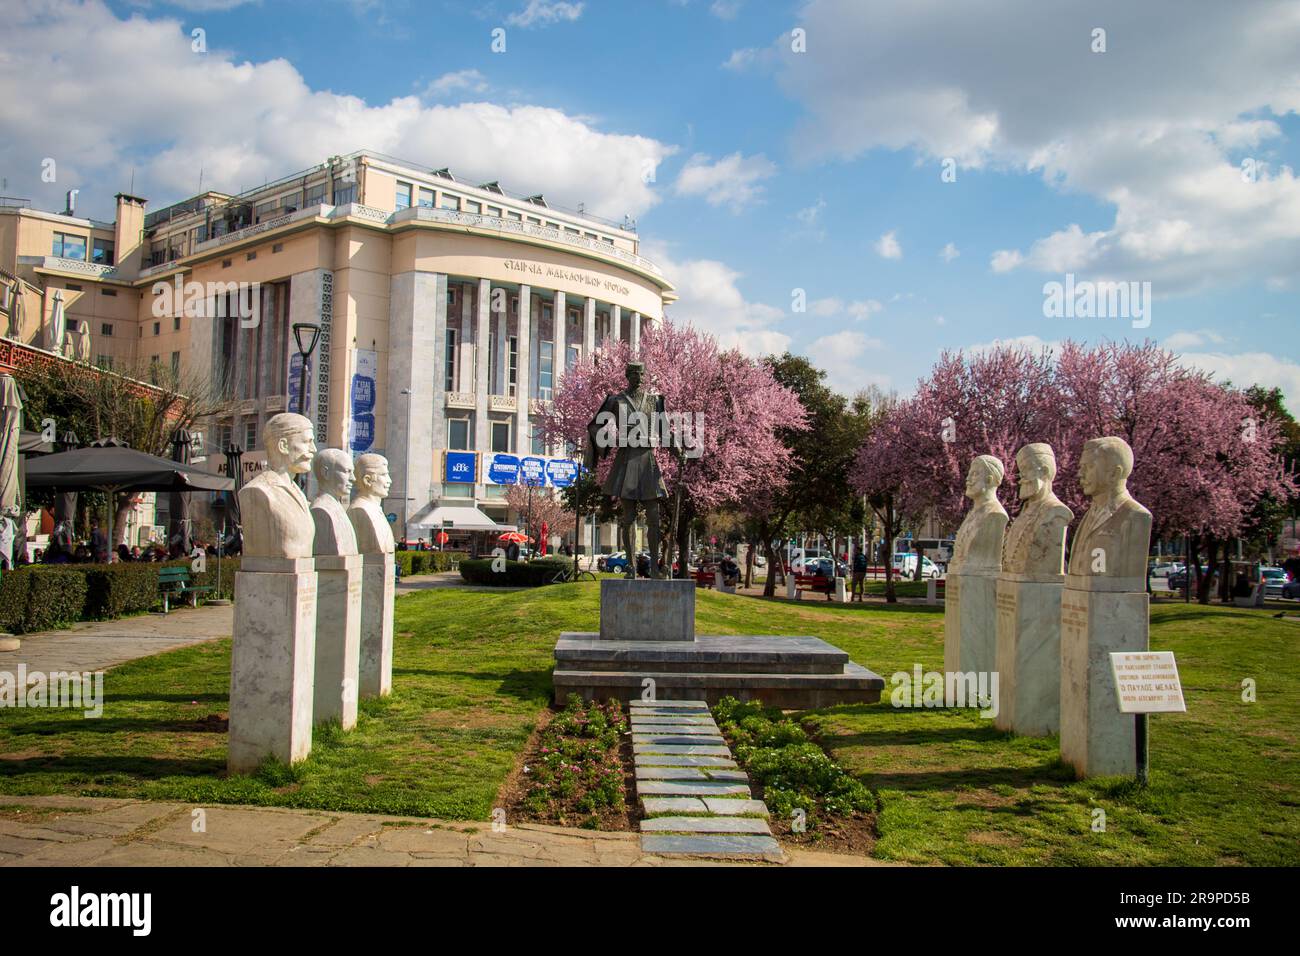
left=1110, top=651, right=1186, bottom=714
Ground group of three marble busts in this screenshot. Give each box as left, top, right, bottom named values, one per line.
left=227, top=413, right=395, bottom=773
left=946, top=435, right=1153, bottom=778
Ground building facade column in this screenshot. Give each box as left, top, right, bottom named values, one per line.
left=515, top=284, right=531, bottom=456
left=583, top=296, right=596, bottom=358
left=610, top=304, right=621, bottom=346
left=474, top=278, right=491, bottom=500
left=384, top=270, right=440, bottom=538
left=631, top=311, right=642, bottom=355
left=553, top=290, right=567, bottom=382
left=459, top=281, right=473, bottom=393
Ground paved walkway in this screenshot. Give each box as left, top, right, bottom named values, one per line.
left=0, top=795, right=873, bottom=867
left=0, top=604, right=233, bottom=674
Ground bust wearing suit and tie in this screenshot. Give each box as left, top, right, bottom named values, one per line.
left=238, top=413, right=317, bottom=559
left=1067, top=436, right=1151, bottom=583
left=1003, top=443, right=1073, bottom=577
left=949, top=455, right=1009, bottom=575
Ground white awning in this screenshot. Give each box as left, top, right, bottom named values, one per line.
left=408, top=505, right=507, bottom=532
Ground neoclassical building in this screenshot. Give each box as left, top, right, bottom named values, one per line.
left=0, top=150, right=676, bottom=546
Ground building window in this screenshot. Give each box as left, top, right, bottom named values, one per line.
left=486, top=205, right=502, bottom=218
left=217, top=423, right=233, bottom=452
left=526, top=216, right=542, bottom=226
left=171, top=352, right=181, bottom=375
left=92, top=238, right=115, bottom=265
left=491, top=420, right=511, bottom=453
left=443, top=483, right=473, bottom=498
left=445, top=328, right=458, bottom=391
left=303, top=182, right=326, bottom=206
left=465, top=201, right=482, bottom=215
left=532, top=427, right=546, bottom=455
left=272, top=242, right=283, bottom=253
left=448, top=418, right=471, bottom=450
left=506, top=211, right=522, bottom=221
left=332, top=178, right=355, bottom=206
left=538, top=341, right=554, bottom=401
left=418, top=187, right=435, bottom=208
left=507, top=336, right=518, bottom=398
left=52, top=232, right=87, bottom=260
left=100, top=288, right=117, bottom=297
left=280, top=192, right=300, bottom=212
left=245, top=420, right=257, bottom=450
left=395, top=181, right=412, bottom=210
left=255, top=200, right=277, bottom=221
left=153, top=321, right=160, bottom=336
left=447, top=287, right=458, bottom=307
left=439, top=193, right=460, bottom=211
left=174, top=316, right=181, bottom=331
left=567, top=344, right=580, bottom=371
left=100, top=323, right=113, bottom=336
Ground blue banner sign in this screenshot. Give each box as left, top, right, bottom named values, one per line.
left=487, top=453, right=520, bottom=485
left=546, top=458, right=579, bottom=488
left=520, top=456, right=547, bottom=486
left=445, top=451, right=477, bottom=484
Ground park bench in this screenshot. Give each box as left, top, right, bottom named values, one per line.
left=791, top=572, right=834, bottom=600
left=158, top=566, right=213, bottom=613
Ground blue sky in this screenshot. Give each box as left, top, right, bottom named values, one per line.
left=4, top=0, right=1298, bottom=405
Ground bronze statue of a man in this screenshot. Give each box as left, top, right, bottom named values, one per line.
left=585, top=361, right=671, bottom=578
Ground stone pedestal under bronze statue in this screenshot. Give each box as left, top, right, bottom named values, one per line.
left=552, top=579, right=883, bottom=708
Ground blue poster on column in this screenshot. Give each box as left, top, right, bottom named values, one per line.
left=349, top=349, right=378, bottom=452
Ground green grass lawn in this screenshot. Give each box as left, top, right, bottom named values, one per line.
left=1, top=585, right=1295, bottom=864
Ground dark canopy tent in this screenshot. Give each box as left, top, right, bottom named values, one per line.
left=23, top=444, right=234, bottom=557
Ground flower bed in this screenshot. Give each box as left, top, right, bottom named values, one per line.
left=713, top=696, right=878, bottom=852
left=504, top=694, right=635, bottom=830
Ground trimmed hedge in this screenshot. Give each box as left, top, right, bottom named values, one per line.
left=0, top=557, right=242, bottom=633
left=396, top=550, right=467, bottom=576
left=1, top=567, right=89, bottom=634
left=458, top=557, right=572, bottom=587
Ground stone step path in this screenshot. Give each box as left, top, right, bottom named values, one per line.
left=630, top=699, right=783, bottom=863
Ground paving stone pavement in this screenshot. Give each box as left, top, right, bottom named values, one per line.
left=0, top=795, right=885, bottom=867
left=629, top=699, right=785, bottom=862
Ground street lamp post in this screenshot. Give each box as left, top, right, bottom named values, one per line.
left=291, top=322, right=321, bottom=489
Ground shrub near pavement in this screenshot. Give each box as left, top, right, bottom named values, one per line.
left=713, top=696, right=876, bottom=828
left=0, top=567, right=89, bottom=634
left=395, top=550, right=467, bottom=577
left=458, top=557, right=571, bottom=587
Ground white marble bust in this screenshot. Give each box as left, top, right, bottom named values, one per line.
left=311, top=448, right=359, bottom=556
left=348, top=453, right=394, bottom=555
left=1002, top=443, right=1074, bottom=576
left=949, top=454, right=1009, bottom=574
left=1067, top=436, right=1152, bottom=581
left=237, top=413, right=317, bottom=559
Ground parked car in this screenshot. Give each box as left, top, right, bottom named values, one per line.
left=1282, top=578, right=1300, bottom=600
left=788, top=548, right=828, bottom=573
left=892, top=553, right=942, bottom=579
left=801, top=556, right=849, bottom=579
left=1260, top=566, right=1290, bottom=597
left=602, top=552, right=629, bottom=573
left=1149, top=561, right=1183, bottom=578
left=1168, top=566, right=1214, bottom=591
left=754, top=554, right=767, bottom=568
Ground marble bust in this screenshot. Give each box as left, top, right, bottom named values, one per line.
left=949, top=454, right=1009, bottom=574
left=1002, top=443, right=1073, bottom=576
left=311, top=449, right=359, bottom=556
left=1067, top=436, right=1152, bottom=582
left=348, top=453, right=394, bottom=555
left=238, top=413, right=317, bottom=558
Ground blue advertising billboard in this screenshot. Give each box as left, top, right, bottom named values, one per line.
left=444, top=451, right=477, bottom=484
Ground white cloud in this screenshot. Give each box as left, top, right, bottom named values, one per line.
left=422, top=69, right=489, bottom=99
left=506, top=1, right=584, bottom=28
left=1163, top=329, right=1228, bottom=351
left=990, top=249, right=1024, bottom=273
left=805, top=330, right=888, bottom=395
left=674, top=152, right=778, bottom=212
left=940, top=242, right=960, bottom=263
left=710, top=0, right=743, bottom=20
left=808, top=297, right=883, bottom=321
left=754, top=0, right=1300, bottom=294
left=722, top=47, right=769, bottom=71
left=795, top=198, right=825, bottom=227
left=647, top=243, right=790, bottom=357
left=966, top=334, right=1062, bottom=357
left=1178, top=351, right=1300, bottom=416
left=874, top=230, right=902, bottom=260
left=0, top=2, right=673, bottom=221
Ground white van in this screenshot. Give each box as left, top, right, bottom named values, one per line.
left=892, top=553, right=942, bottom=579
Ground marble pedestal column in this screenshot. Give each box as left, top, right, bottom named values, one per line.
left=228, top=558, right=317, bottom=773
left=944, top=570, right=998, bottom=680
left=1059, top=574, right=1149, bottom=777
left=994, top=574, right=1064, bottom=735
left=313, top=554, right=362, bottom=728
left=359, top=552, right=395, bottom=698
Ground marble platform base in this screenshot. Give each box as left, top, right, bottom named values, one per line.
left=359, top=552, right=394, bottom=698
left=943, top=571, right=998, bottom=684
left=228, top=565, right=317, bottom=773
left=994, top=577, right=1063, bottom=736
left=1059, top=578, right=1149, bottom=778
left=313, top=554, right=362, bottom=729
left=600, top=578, right=695, bottom=641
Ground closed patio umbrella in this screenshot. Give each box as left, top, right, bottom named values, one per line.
left=169, top=426, right=193, bottom=555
